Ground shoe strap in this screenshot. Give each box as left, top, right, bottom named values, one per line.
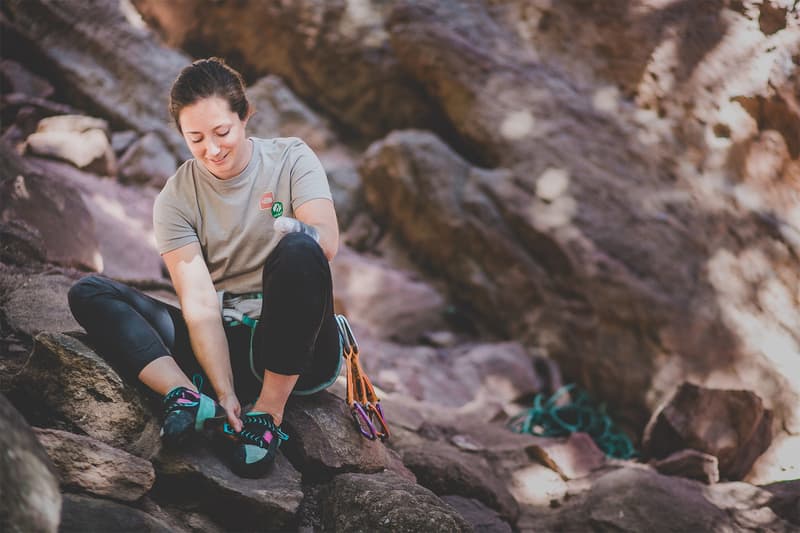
left=195, top=393, right=218, bottom=431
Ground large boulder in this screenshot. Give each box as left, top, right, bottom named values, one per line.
left=2, top=0, right=192, bottom=161
left=34, top=428, right=155, bottom=502
left=130, top=0, right=451, bottom=140
left=643, top=382, right=773, bottom=481
left=321, top=470, right=472, bottom=532
left=152, top=442, right=303, bottom=532
left=25, top=114, right=116, bottom=176
left=0, top=393, right=61, bottom=533
left=7, top=332, right=160, bottom=458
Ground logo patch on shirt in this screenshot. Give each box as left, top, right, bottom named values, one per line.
left=259, top=191, right=274, bottom=211
left=271, top=201, right=284, bottom=218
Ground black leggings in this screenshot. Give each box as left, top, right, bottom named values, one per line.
left=68, top=233, right=341, bottom=403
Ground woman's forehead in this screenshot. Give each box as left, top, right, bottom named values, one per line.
left=179, top=96, right=236, bottom=132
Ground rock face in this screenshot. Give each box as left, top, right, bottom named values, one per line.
left=0, top=393, right=61, bottom=533
left=130, top=0, right=452, bottom=140
left=643, top=382, right=773, bottom=480
left=34, top=428, right=156, bottom=502
left=2, top=0, right=192, bottom=160
left=59, top=494, right=172, bottom=533
left=0, top=148, right=102, bottom=272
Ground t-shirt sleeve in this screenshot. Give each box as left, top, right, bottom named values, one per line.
left=153, top=185, right=199, bottom=255
left=289, top=140, right=333, bottom=211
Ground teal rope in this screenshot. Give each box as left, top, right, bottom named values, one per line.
left=507, top=384, right=637, bottom=459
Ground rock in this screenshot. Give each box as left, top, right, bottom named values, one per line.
left=331, top=245, right=449, bottom=343
left=3, top=0, right=192, bottom=161
left=111, top=130, right=138, bottom=156
left=0, top=152, right=102, bottom=271
left=152, top=442, right=303, bottom=532
left=747, top=433, right=800, bottom=485
left=8, top=332, right=160, bottom=458
left=529, top=432, right=607, bottom=481
left=508, top=462, right=568, bottom=508
left=527, top=467, right=794, bottom=533
left=34, top=427, right=155, bottom=501
left=321, top=470, right=472, bottom=532
left=441, top=495, right=513, bottom=533
left=0, top=393, right=61, bottom=533
left=117, top=132, right=177, bottom=187
left=26, top=115, right=116, bottom=175
left=650, top=449, right=720, bottom=485
left=282, top=391, right=388, bottom=478
left=398, top=439, right=519, bottom=522
left=131, top=0, right=449, bottom=140
left=60, top=494, right=172, bottom=533
left=761, top=479, right=800, bottom=527
left=0, top=272, right=81, bottom=337
left=0, top=59, right=54, bottom=99
left=25, top=156, right=163, bottom=280
left=643, top=382, right=773, bottom=480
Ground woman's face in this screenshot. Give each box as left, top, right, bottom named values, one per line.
left=178, top=96, right=251, bottom=180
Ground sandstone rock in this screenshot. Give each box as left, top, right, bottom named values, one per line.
left=60, top=494, right=172, bottom=533
left=131, top=0, right=449, bottom=140
left=0, top=393, right=61, bottom=533
left=0, top=156, right=102, bottom=271
left=0, top=272, right=81, bottom=337
left=118, top=132, right=177, bottom=187
left=152, top=442, right=303, bottom=532
left=26, top=156, right=163, bottom=280
left=321, top=470, right=472, bottom=532
left=3, top=0, right=192, bottom=161
left=34, top=427, right=155, bottom=501
left=761, top=479, right=800, bottom=527
left=643, top=382, right=773, bottom=480
left=331, top=245, right=449, bottom=343
left=442, top=495, right=513, bottom=533
left=398, top=439, right=519, bottom=522
left=527, top=467, right=794, bottom=533
left=282, top=391, right=388, bottom=478
left=8, top=332, right=160, bottom=458
left=650, top=448, right=720, bottom=485
left=26, top=115, right=115, bottom=175
left=110, top=130, right=138, bottom=156
left=529, top=432, right=607, bottom=481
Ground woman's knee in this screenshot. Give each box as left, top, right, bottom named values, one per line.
left=67, top=275, right=115, bottom=313
left=274, top=232, right=324, bottom=257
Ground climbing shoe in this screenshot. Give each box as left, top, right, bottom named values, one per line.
left=224, top=412, right=289, bottom=478
left=160, top=386, right=227, bottom=446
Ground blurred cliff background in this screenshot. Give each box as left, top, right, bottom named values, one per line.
left=1, top=1, right=799, bottom=531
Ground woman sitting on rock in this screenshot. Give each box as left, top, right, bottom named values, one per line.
left=68, top=57, right=341, bottom=478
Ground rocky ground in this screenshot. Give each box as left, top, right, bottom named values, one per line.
left=1, top=0, right=799, bottom=532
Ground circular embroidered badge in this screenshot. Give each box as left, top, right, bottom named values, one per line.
left=271, top=201, right=284, bottom=218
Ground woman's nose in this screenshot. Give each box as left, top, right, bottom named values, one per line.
left=206, top=139, right=221, bottom=156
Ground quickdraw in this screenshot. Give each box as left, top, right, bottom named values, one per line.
left=335, top=314, right=390, bottom=441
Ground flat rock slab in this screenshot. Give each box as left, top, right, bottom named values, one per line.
left=441, top=495, right=513, bottom=533
left=60, top=494, right=172, bottom=533
left=283, top=391, right=388, bottom=479
left=0, top=272, right=80, bottom=338
left=529, top=432, right=607, bottom=480
left=34, top=427, right=155, bottom=501
left=650, top=448, right=720, bottom=485
left=321, top=470, right=472, bottom=532
left=10, top=332, right=160, bottom=458
left=152, top=441, right=303, bottom=532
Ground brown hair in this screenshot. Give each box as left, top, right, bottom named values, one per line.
left=169, top=57, right=249, bottom=133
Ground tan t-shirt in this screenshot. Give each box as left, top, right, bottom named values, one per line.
left=153, top=137, right=332, bottom=294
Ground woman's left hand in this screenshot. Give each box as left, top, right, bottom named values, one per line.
left=218, top=391, right=243, bottom=432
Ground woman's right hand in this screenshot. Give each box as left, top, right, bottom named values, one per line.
left=218, top=391, right=242, bottom=432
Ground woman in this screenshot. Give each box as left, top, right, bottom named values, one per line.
left=68, top=57, right=341, bottom=478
